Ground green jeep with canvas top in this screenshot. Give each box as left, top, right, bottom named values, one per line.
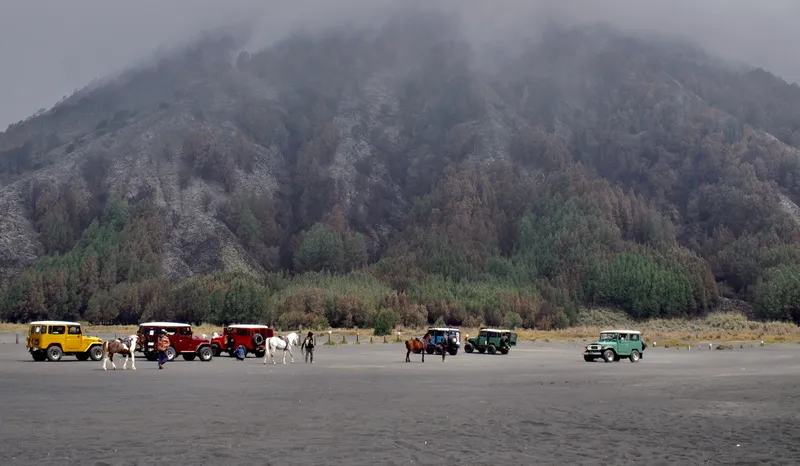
left=464, top=328, right=517, bottom=355
left=583, top=329, right=646, bottom=363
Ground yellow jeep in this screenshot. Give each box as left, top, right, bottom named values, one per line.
left=26, top=321, right=104, bottom=362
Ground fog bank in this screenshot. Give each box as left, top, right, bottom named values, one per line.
left=2, top=0, right=799, bottom=129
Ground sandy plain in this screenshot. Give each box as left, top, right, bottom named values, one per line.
left=0, top=334, right=798, bottom=465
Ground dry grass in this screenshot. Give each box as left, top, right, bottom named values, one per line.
left=3, top=310, right=798, bottom=344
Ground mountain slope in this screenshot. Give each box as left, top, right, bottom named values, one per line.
left=3, top=15, right=800, bottom=327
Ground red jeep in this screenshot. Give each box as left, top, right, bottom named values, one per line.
left=210, top=324, right=274, bottom=358
left=137, top=322, right=214, bottom=362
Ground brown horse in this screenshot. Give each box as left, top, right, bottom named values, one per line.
left=102, top=334, right=137, bottom=371
left=405, top=331, right=432, bottom=363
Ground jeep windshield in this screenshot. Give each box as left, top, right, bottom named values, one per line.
left=599, top=333, right=618, bottom=341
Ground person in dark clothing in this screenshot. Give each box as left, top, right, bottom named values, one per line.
left=301, top=331, right=315, bottom=364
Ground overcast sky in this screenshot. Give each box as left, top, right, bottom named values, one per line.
left=2, top=0, right=800, bottom=130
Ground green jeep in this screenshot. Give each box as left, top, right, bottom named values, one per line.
left=583, top=329, right=646, bottom=363
left=464, top=328, right=517, bottom=355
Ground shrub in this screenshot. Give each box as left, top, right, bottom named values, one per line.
left=502, top=312, right=522, bottom=330
left=374, top=309, right=398, bottom=336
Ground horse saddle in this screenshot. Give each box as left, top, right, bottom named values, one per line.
left=279, top=335, right=289, bottom=346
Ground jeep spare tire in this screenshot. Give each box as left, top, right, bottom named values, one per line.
left=252, top=333, right=265, bottom=346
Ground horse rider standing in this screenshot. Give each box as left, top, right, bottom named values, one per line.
left=301, top=331, right=315, bottom=364
left=440, top=331, right=448, bottom=362
left=157, top=329, right=170, bottom=369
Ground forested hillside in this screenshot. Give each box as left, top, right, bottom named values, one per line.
left=2, top=14, right=800, bottom=330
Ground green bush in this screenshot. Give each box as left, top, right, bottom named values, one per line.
left=373, top=309, right=398, bottom=336
left=502, top=312, right=522, bottom=330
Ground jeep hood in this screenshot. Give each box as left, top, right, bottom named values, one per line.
left=588, top=341, right=615, bottom=346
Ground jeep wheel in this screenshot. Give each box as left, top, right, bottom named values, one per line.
left=183, top=353, right=197, bottom=361
left=75, top=352, right=89, bottom=361
left=198, top=346, right=213, bottom=362
left=47, top=345, right=63, bottom=362
left=426, top=347, right=435, bottom=354
left=583, top=355, right=594, bottom=362
left=31, top=351, right=47, bottom=362
left=629, top=350, right=640, bottom=363
left=602, top=349, right=615, bottom=363
left=165, top=346, right=177, bottom=361
left=488, top=344, right=497, bottom=355
left=145, top=352, right=158, bottom=361
left=464, top=343, right=474, bottom=353
left=89, top=345, right=104, bottom=361
left=448, top=348, right=458, bottom=356
left=211, top=343, right=221, bottom=357
left=255, top=350, right=265, bottom=358
left=500, top=347, right=509, bottom=355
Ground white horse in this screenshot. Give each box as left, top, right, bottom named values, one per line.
left=263, top=332, right=300, bottom=364
left=102, top=334, right=137, bottom=371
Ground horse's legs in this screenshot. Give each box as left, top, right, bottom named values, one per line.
left=102, top=349, right=108, bottom=371
left=263, top=343, right=269, bottom=364
left=122, top=352, right=128, bottom=370
left=288, top=345, right=294, bottom=364
left=131, top=348, right=136, bottom=370
left=110, top=353, right=117, bottom=370
left=421, top=347, right=425, bottom=363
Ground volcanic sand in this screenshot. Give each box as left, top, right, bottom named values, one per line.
left=0, top=336, right=798, bottom=465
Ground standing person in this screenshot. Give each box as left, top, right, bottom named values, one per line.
left=157, top=330, right=170, bottom=369
left=301, top=331, right=315, bottom=364
left=440, top=332, right=448, bottom=362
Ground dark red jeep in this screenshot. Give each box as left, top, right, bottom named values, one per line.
left=210, top=324, right=274, bottom=358
left=137, top=322, right=214, bottom=362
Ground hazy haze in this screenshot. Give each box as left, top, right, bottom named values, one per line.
left=2, top=0, right=799, bottom=130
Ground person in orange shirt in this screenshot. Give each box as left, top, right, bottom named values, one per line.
left=157, top=330, right=170, bottom=369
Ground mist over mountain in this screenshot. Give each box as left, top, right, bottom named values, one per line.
left=4, top=0, right=800, bottom=130
left=2, top=5, right=800, bottom=329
